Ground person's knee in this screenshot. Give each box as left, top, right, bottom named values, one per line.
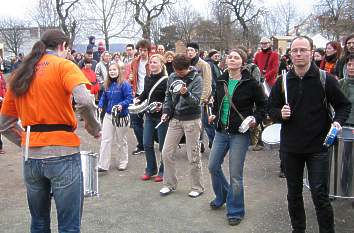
left=310, top=184, right=330, bottom=206
left=143, top=143, right=153, bottom=151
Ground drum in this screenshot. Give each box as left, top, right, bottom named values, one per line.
left=128, top=100, right=149, bottom=114
left=304, top=126, right=354, bottom=199
left=81, top=151, right=99, bottom=197
left=169, top=80, right=185, bottom=94
left=261, top=123, right=281, bottom=150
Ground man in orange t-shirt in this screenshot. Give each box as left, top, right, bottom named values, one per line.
left=0, top=30, right=101, bottom=233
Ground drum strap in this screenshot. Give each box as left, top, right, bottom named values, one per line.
left=147, top=76, right=168, bottom=103
left=223, top=83, right=245, bottom=121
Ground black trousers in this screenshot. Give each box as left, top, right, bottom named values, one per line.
left=283, top=151, right=335, bottom=233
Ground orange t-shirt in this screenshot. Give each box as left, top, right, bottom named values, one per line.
left=1, top=54, right=89, bottom=147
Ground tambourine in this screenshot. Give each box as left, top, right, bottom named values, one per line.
left=112, top=105, right=130, bottom=127
left=147, top=102, right=162, bottom=114
left=128, top=100, right=149, bottom=114
left=169, top=80, right=185, bottom=94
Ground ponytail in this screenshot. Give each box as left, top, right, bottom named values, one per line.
left=9, top=29, right=69, bottom=96
left=9, top=41, right=46, bottom=96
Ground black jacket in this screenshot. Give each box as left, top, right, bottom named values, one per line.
left=138, top=72, right=167, bottom=119
left=212, top=69, right=266, bottom=134
left=268, top=62, right=351, bottom=153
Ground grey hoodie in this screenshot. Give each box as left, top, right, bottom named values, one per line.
left=163, top=69, right=202, bottom=121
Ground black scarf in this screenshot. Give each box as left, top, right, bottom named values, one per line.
left=325, top=53, right=337, bottom=63
left=314, top=60, right=322, bottom=67
left=191, top=56, right=199, bottom=66
left=261, top=47, right=271, bottom=53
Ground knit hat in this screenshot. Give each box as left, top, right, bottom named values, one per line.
left=98, top=41, right=105, bottom=52
left=208, top=49, right=219, bottom=58
left=186, top=42, right=199, bottom=51
left=260, top=37, right=271, bottom=43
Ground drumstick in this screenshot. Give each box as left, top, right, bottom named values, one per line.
left=155, top=120, right=164, bottom=129
left=282, top=70, right=288, bottom=105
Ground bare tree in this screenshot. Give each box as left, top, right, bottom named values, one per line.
left=127, top=0, right=174, bottom=40
left=219, top=0, right=264, bottom=41
left=30, top=0, right=59, bottom=27
left=260, top=10, right=281, bottom=37
left=85, top=0, right=135, bottom=51
left=170, top=3, right=200, bottom=44
left=211, top=0, right=234, bottom=50
left=277, top=0, right=298, bottom=35
left=315, top=0, right=353, bottom=40
left=56, top=0, right=80, bottom=46
left=0, top=18, right=27, bottom=56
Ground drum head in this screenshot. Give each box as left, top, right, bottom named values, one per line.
left=173, top=83, right=183, bottom=93
left=262, top=123, right=281, bottom=145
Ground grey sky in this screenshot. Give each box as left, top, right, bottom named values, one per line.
left=0, top=0, right=314, bottom=20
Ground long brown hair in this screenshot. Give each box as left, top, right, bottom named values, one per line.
left=104, top=63, right=125, bottom=90
left=9, top=29, right=69, bottom=96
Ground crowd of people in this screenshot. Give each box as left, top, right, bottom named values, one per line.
left=0, top=30, right=353, bottom=233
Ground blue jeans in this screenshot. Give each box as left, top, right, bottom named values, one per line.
left=23, top=153, right=83, bottom=233
left=130, top=113, right=144, bottom=150
left=143, top=114, right=168, bottom=176
left=208, top=131, right=250, bottom=219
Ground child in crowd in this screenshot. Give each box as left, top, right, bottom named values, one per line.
left=97, top=63, right=133, bottom=172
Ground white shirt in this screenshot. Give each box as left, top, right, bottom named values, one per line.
left=137, top=59, right=147, bottom=95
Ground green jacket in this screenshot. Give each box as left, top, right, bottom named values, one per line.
left=339, top=78, right=354, bottom=126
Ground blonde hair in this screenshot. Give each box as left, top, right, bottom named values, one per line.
left=101, top=51, right=110, bottom=60
left=149, top=54, right=167, bottom=76
left=104, top=62, right=125, bottom=90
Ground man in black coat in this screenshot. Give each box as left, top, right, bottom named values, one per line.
left=268, top=36, right=351, bottom=233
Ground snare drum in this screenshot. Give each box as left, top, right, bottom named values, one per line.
left=128, top=100, right=149, bottom=114
left=81, top=151, right=99, bottom=197
left=304, top=126, right=354, bottom=199
left=261, top=123, right=281, bottom=150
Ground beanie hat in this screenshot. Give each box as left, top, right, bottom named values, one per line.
left=186, top=42, right=199, bottom=51
left=208, top=49, right=218, bottom=58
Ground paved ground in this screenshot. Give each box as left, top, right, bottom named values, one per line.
left=0, top=118, right=353, bottom=233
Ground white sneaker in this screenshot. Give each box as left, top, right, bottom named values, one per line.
left=160, top=187, right=175, bottom=196
left=118, top=163, right=127, bottom=171
left=188, top=190, right=203, bottom=198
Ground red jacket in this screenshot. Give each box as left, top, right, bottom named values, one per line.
left=81, top=67, right=99, bottom=95
left=254, top=50, right=279, bottom=87
left=0, top=73, right=6, bottom=98
left=129, top=55, right=150, bottom=96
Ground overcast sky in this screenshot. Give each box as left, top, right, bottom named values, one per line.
left=0, top=0, right=314, bottom=19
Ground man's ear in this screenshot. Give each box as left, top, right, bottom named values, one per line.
left=60, top=42, right=67, bottom=52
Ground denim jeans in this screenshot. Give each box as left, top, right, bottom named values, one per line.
left=130, top=112, right=144, bottom=150
left=143, top=114, right=168, bottom=176
left=23, top=153, right=83, bottom=233
left=208, top=130, right=250, bottom=219
left=283, top=151, right=334, bottom=233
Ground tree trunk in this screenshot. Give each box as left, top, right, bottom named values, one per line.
left=142, top=24, right=151, bottom=40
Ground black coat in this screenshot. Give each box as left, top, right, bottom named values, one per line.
left=268, top=62, right=351, bottom=153
left=138, top=72, right=167, bottom=118
left=212, top=69, right=266, bottom=134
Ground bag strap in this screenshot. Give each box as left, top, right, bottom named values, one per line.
left=223, top=82, right=245, bottom=121
left=319, top=69, right=334, bottom=120
left=262, top=52, right=272, bottom=75
left=147, top=75, right=168, bottom=103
